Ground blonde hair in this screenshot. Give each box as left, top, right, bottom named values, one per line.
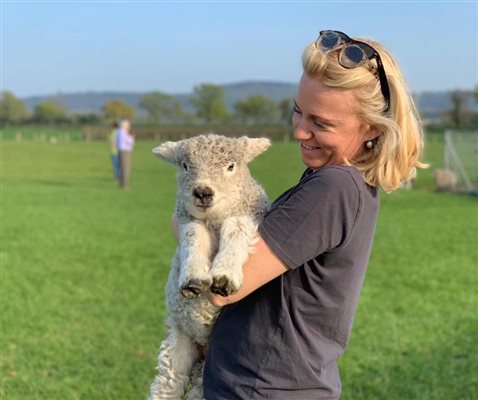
left=302, top=38, right=427, bottom=192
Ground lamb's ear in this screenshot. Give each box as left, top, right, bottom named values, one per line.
left=243, top=137, right=271, bottom=163
left=152, top=141, right=179, bottom=164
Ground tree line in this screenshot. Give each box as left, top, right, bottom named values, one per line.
left=2, top=84, right=477, bottom=129
left=0, top=84, right=294, bottom=127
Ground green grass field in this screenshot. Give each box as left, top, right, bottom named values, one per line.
left=1, top=133, right=477, bottom=399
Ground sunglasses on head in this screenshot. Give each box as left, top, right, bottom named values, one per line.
left=315, top=30, right=391, bottom=113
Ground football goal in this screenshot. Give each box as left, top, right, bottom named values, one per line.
left=443, top=129, right=478, bottom=194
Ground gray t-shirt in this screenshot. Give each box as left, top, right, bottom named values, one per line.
left=204, top=166, right=379, bottom=400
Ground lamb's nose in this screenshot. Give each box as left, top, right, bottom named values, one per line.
left=193, top=186, right=214, bottom=205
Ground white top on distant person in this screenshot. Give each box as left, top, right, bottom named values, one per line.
left=116, top=119, right=135, bottom=189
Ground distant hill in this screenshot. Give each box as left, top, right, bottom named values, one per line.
left=21, top=81, right=298, bottom=115
left=21, top=81, right=476, bottom=117
left=22, top=91, right=147, bottom=115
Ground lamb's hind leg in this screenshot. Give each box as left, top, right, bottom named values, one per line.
left=148, top=329, right=199, bottom=400
left=185, top=358, right=204, bottom=400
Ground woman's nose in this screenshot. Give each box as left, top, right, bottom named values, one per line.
left=293, top=120, right=313, bottom=141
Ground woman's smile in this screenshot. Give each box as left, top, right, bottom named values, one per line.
left=300, top=142, right=321, bottom=151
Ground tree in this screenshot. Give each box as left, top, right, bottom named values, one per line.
left=33, top=100, right=69, bottom=124
left=102, top=99, right=135, bottom=121
left=75, top=113, right=102, bottom=125
left=139, top=91, right=184, bottom=124
left=234, top=95, right=279, bottom=125
left=278, top=98, right=294, bottom=125
left=0, top=91, right=29, bottom=124
left=450, top=90, right=469, bottom=128
left=472, top=85, right=478, bottom=128
left=190, top=84, right=229, bottom=123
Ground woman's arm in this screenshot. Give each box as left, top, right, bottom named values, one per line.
left=171, top=213, right=287, bottom=307
left=207, top=236, right=287, bottom=307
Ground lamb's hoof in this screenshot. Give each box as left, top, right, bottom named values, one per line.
left=210, top=276, right=238, bottom=297
left=180, top=279, right=210, bottom=298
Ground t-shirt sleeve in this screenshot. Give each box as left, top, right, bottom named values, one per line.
left=258, top=168, right=361, bottom=269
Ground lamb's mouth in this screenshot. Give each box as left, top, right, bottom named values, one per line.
left=194, top=203, right=213, bottom=211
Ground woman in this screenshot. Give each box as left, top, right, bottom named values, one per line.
left=109, top=121, right=120, bottom=181
left=202, top=31, right=426, bottom=399
left=116, top=119, right=135, bottom=189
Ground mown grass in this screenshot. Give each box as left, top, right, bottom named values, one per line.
left=1, top=133, right=477, bottom=399
left=1, top=126, right=84, bottom=141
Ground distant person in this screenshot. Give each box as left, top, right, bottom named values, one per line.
left=109, top=121, right=120, bottom=181
left=116, top=119, right=135, bottom=189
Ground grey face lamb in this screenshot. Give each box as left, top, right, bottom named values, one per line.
left=155, top=134, right=269, bottom=219
left=148, top=134, right=270, bottom=400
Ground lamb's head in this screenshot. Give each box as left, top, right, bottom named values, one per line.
left=153, top=134, right=270, bottom=219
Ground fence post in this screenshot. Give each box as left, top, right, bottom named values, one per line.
left=84, top=127, right=92, bottom=141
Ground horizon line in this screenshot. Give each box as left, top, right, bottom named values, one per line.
left=8, top=81, right=477, bottom=100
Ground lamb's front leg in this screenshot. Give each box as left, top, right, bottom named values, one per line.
left=179, top=221, right=214, bottom=298
left=210, top=215, right=258, bottom=296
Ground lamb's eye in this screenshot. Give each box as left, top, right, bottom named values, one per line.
left=182, top=161, right=188, bottom=171
left=227, top=163, right=235, bottom=172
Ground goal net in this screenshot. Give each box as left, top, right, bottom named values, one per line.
left=443, top=129, right=478, bottom=193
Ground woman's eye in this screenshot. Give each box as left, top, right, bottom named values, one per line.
left=227, top=163, right=235, bottom=172
left=182, top=162, right=188, bottom=171
left=313, top=121, right=325, bottom=129
left=293, top=106, right=302, bottom=114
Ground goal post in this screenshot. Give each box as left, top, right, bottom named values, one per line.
left=443, top=129, right=478, bottom=193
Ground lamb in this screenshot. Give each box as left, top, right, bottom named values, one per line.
left=148, top=134, right=271, bottom=400
left=433, top=168, right=457, bottom=191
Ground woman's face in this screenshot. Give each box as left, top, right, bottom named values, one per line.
left=292, top=73, right=375, bottom=170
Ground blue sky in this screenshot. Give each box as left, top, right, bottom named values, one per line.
left=2, top=1, right=477, bottom=97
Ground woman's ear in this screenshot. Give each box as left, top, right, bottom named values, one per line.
left=363, top=124, right=381, bottom=142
